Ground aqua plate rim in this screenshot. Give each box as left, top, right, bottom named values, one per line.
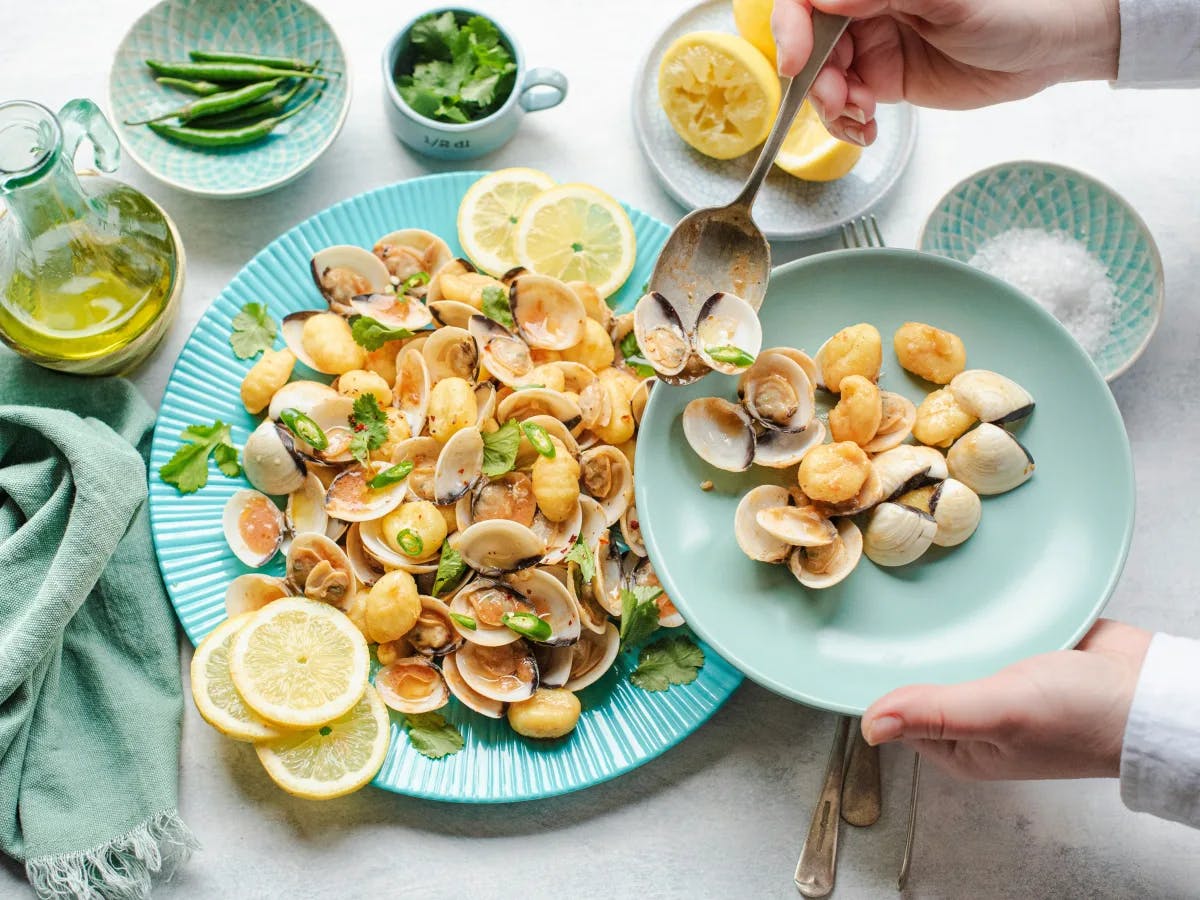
left=918, top=158, right=1165, bottom=383
left=106, top=0, right=353, bottom=200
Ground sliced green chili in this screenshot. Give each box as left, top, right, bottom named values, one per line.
left=189, top=49, right=318, bottom=71
left=278, top=407, right=328, bottom=450
left=521, top=422, right=555, bottom=458
left=512, top=384, right=546, bottom=391
left=369, top=460, right=414, bottom=489
left=449, top=613, right=477, bottom=631
left=187, top=80, right=304, bottom=128
left=705, top=345, right=756, bottom=367
left=147, top=90, right=321, bottom=147
left=502, top=612, right=552, bottom=642
left=155, top=76, right=226, bottom=95
left=126, top=79, right=282, bottom=125
left=400, top=272, right=430, bottom=291
left=396, top=529, right=424, bottom=556
left=145, top=59, right=328, bottom=83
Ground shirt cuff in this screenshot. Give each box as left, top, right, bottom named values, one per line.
left=1116, top=0, right=1200, bottom=87
left=1120, top=633, right=1200, bottom=827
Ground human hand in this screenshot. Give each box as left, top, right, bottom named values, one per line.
left=770, top=0, right=1121, bottom=145
left=860, top=619, right=1152, bottom=780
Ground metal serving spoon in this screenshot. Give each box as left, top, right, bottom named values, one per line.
left=647, top=10, right=851, bottom=357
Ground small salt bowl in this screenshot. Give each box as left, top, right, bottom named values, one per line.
left=920, top=160, right=1164, bottom=382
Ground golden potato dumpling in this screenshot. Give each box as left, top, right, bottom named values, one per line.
left=567, top=281, right=612, bottom=328
left=893, top=322, right=966, bottom=384
left=240, top=348, right=295, bottom=414
left=373, top=408, right=413, bottom=461
left=301, top=312, right=366, bottom=375
left=337, top=368, right=393, bottom=407
left=560, top=318, right=616, bottom=372
left=590, top=368, right=636, bottom=445
left=828, top=375, right=882, bottom=446
left=913, top=388, right=976, bottom=448
left=376, top=638, right=413, bottom=667
left=817, top=323, right=882, bottom=391
left=427, top=376, right=477, bottom=442
left=798, top=441, right=871, bottom=504
left=365, top=570, right=421, bottom=644
left=363, top=339, right=405, bottom=385
left=523, top=363, right=566, bottom=393
left=507, top=688, right=582, bottom=739
left=381, top=501, right=446, bottom=560
left=532, top=437, right=581, bottom=523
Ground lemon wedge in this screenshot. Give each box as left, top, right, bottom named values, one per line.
left=255, top=684, right=391, bottom=800
left=733, top=0, right=778, bottom=66
left=514, top=183, right=637, bottom=298
left=190, top=613, right=290, bottom=742
left=229, top=597, right=370, bottom=729
left=658, top=31, right=781, bottom=160
left=774, top=101, right=864, bottom=182
left=457, top=167, right=556, bottom=276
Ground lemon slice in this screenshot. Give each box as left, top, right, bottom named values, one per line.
left=514, top=183, right=637, bottom=298
left=658, top=31, right=781, bottom=160
left=774, top=101, right=864, bottom=182
left=458, top=167, right=556, bottom=276
left=190, top=613, right=290, bottom=742
left=229, top=597, right=370, bottom=729
left=255, top=684, right=391, bottom=800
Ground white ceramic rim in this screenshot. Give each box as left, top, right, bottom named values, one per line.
left=918, top=158, right=1166, bottom=383
left=106, top=0, right=353, bottom=200
left=629, top=0, right=918, bottom=242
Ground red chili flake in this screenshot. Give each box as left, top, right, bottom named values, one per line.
left=630, top=519, right=640, bottom=530
left=353, top=422, right=366, bottom=432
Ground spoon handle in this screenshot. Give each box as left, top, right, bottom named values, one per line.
left=734, top=11, right=851, bottom=209
left=794, top=715, right=851, bottom=898
left=840, top=718, right=882, bottom=827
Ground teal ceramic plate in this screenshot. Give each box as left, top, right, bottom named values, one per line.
left=632, top=0, right=917, bottom=240
left=921, top=161, right=1164, bottom=381
left=149, top=171, right=741, bottom=802
left=636, top=249, right=1134, bottom=715
left=109, top=0, right=350, bottom=198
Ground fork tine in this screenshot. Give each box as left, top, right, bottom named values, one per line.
left=868, top=215, right=886, bottom=248
left=840, top=222, right=855, bottom=249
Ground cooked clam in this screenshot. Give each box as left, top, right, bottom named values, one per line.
left=468, top=315, right=535, bottom=387
left=429, top=299, right=478, bottom=329
left=286, top=472, right=330, bottom=537
left=496, top=387, right=582, bottom=429
left=394, top=346, right=431, bottom=438
left=310, top=245, right=391, bottom=314
left=456, top=519, right=547, bottom=575
left=224, top=573, right=289, bottom=617
left=899, top=478, right=981, bottom=547
left=682, top=397, right=756, bottom=472
left=503, top=567, right=582, bottom=645
left=578, top=445, right=634, bottom=525
left=407, top=595, right=464, bottom=656
left=268, top=380, right=339, bottom=422
left=532, top=501, right=584, bottom=565
left=389, top=436, right=440, bottom=502
left=243, top=420, right=306, bottom=495
left=620, top=504, right=646, bottom=557
left=734, top=485, right=793, bottom=563
left=343, top=523, right=386, bottom=587
left=348, top=291, right=433, bottom=331
left=357, top=515, right=438, bottom=574
left=629, top=558, right=683, bottom=627
left=373, top=229, right=453, bottom=283
left=375, top=657, right=449, bottom=714
left=756, top=504, right=838, bottom=547
left=863, top=502, right=937, bottom=567
left=423, top=325, right=479, bottom=383
left=863, top=391, right=917, bottom=454
left=515, top=415, right=579, bottom=468
left=462, top=471, right=538, bottom=530
left=693, top=292, right=762, bottom=375
left=564, top=622, right=619, bottom=691
left=296, top=394, right=357, bottom=464
left=738, top=351, right=814, bottom=432
left=325, top=462, right=408, bottom=522
left=534, top=644, right=575, bottom=687
left=872, top=445, right=942, bottom=502
left=788, top=519, right=863, bottom=589
left=509, top=275, right=587, bottom=350
left=449, top=578, right=532, bottom=646
left=633, top=291, right=692, bottom=377
left=432, top=426, right=485, bottom=505
left=285, top=533, right=356, bottom=607
left=223, top=489, right=285, bottom=568
left=441, top=652, right=505, bottom=718
left=754, top=421, right=825, bottom=469
left=455, top=639, right=539, bottom=702
left=949, top=370, right=1034, bottom=425
left=946, top=423, right=1035, bottom=495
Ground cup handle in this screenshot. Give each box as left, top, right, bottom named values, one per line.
left=58, top=98, right=120, bottom=173
left=518, top=68, right=568, bottom=113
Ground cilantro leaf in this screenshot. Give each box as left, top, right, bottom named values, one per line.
left=564, top=535, right=595, bottom=583
left=408, top=10, right=456, bottom=56
left=481, top=285, right=514, bottom=330
left=631, top=635, right=705, bottom=691
left=349, top=394, right=389, bottom=465
left=618, top=330, right=656, bottom=378
left=402, top=711, right=464, bottom=760
left=432, top=541, right=468, bottom=595
left=480, top=420, right=521, bottom=477
left=159, top=420, right=239, bottom=494
left=618, top=585, right=663, bottom=651
left=350, top=315, right=413, bottom=351
left=229, top=302, right=276, bottom=359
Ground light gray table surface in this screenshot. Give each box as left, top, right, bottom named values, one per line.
left=4, top=1, right=1200, bottom=897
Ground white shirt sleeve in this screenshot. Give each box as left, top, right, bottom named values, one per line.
left=1120, top=633, right=1200, bottom=828
left=1116, top=0, right=1200, bottom=86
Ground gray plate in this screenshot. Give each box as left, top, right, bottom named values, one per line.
left=633, top=0, right=917, bottom=241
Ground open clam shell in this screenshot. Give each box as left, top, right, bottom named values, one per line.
left=738, top=351, right=814, bottom=432
left=949, top=370, right=1034, bottom=425
left=468, top=314, right=536, bottom=388
left=449, top=578, right=530, bottom=647
left=358, top=516, right=440, bottom=574
left=455, top=639, right=539, bottom=702
left=734, top=485, right=793, bottom=563
left=564, top=622, right=620, bottom=691
left=224, top=573, right=289, bottom=617
left=504, top=567, right=582, bottom=646
left=900, top=478, right=982, bottom=547
left=223, top=489, right=285, bottom=568
left=343, top=523, right=386, bottom=587
left=496, top=387, right=582, bottom=430
left=311, top=245, right=391, bottom=314
left=579, top=445, right=633, bottom=526
left=286, top=472, right=330, bottom=538
left=863, top=502, right=937, bottom=567
left=325, top=461, right=408, bottom=522
left=693, top=292, right=762, bottom=375
left=423, top=325, right=479, bottom=383
left=408, top=595, right=464, bottom=656
left=375, top=657, right=449, bottom=714
left=756, top=505, right=838, bottom=547
left=682, top=397, right=756, bottom=472
left=863, top=392, right=918, bottom=454
left=508, top=275, right=586, bottom=350
left=432, top=426, right=485, bottom=505
left=268, top=380, right=339, bottom=422
left=456, top=520, right=547, bottom=576
left=243, top=420, right=306, bottom=496
left=285, top=532, right=356, bottom=608
left=754, top=421, right=825, bottom=469
left=373, top=229, right=453, bottom=283
left=441, top=652, right=505, bottom=718
left=946, top=423, right=1034, bottom=495
left=394, top=347, right=431, bottom=438
left=788, top=519, right=863, bottom=589
left=389, top=436, right=441, bottom=502
left=348, top=292, right=433, bottom=332
left=532, top=500, right=584, bottom=565
left=429, top=299, right=479, bottom=329
left=633, top=291, right=692, bottom=378
left=533, top=644, right=575, bottom=688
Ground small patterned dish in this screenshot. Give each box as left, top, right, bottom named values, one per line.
left=632, top=0, right=917, bottom=241
left=921, top=161, right=1164, bottom=381
left=108, top=0, right=351, bottom=198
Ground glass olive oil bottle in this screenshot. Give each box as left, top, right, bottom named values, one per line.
left=0, top=99, right=184, bottom=374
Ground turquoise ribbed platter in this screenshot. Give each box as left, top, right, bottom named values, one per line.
left=149, top=172, right=742, bottom=802
left=108, top=0, right=350, bottom=198
left=921, top=161, right=1164, bottom=381
left=637, top=249, right=1134, bottom=715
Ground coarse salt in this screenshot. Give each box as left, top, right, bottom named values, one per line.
left=967, top=228, right=1117, bottom=356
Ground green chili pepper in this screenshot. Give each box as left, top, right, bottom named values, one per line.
left=400, top=271, right=430, bottom=291
left=512, top=384, right=546, bottom=391
left=145, top=59, right=328, bottom=83
left=186, top=80, right=305, bottom=128
left=189, top=49, right=317, bottom=71
left=396, top=529, right=424, bottom=556
left=521, top=422, right=556, bottom=458
left=278, top=408, right=328, bottom=450
left=369, top=460, right=414, bottom=489
left=147, top=90, right=322, bottom=147
left=155, top=76, right=226, bottom=95
left=126, top=79, right=282, bottom=126
left=449, top=613, right=477, bottom=631
left=705, top=345, right=756, bottom=367
left=502, top=612, right=552, bottom=642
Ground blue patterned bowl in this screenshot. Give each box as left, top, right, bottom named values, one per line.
left=920, top=161, right=1164, bottom=381
left=108, top=0, right=350, bottom=198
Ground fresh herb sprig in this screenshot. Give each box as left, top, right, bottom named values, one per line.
left=159, top=421, right=240, bottom=494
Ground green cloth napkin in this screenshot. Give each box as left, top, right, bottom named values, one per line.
left=0, top=348, right=196, bottom=898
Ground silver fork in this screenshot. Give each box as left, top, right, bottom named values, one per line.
left=840, top=215, right=923, bottom=892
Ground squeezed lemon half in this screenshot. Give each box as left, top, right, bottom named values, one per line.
left=774, top=101, right=864, bottom=182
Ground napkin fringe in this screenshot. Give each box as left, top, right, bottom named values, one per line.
left=25, top=810, right=199, bottom=900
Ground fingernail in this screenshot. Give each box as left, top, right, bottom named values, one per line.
left=810, top=96, right=827, bottom=121
left=866, top=715, right=903, bottom=745
left=843, top=104, right=868, bottom=125
left=841, top=125, right=867, bottom=146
